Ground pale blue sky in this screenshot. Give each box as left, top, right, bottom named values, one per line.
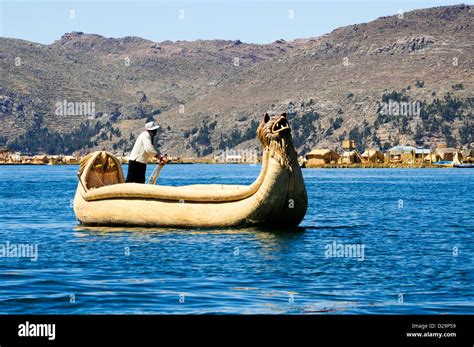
left=0, top=0, right=470, bottom=44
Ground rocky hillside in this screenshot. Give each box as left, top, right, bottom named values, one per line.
left=0, top=4, right=472, bottom=156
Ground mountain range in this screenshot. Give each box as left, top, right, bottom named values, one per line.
left=0, top=4, right=472, bottom=156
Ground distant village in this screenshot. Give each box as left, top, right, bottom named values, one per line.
left=1, top=140, right=473, bottom=168
left=0, top=150, right=81, bottom=165
left=301, top=140, right=474, bottom=168
left=0, top=149, right=205, bottom=165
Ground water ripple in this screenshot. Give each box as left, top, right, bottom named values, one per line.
left=0, top=165, right=472, bottom=313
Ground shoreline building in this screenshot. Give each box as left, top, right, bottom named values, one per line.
left=341, top=150, right=363, bottom=164
left=214, top=148, right=259, bottom=163
left=388, top=145, right=417, bottom=163
left=361, top=149, right=384, bottom=163
left=0, top=149, right=22, bottom=164
left=414, top=148, right=431, bottom=163
left=433, top=147, right=457, bottom=162
left=341, top=140, right=363, bottom=164
left=305, top=149, right=340, bottom=167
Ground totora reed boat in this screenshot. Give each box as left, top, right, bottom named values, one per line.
left=74, top=113, right=308, bottom=228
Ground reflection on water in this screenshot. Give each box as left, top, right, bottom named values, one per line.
left=73, top=225, right=306, bottom=248
left=0, top=165, right=472, bottom=314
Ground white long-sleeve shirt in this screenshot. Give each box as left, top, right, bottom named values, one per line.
left=128, top=131, right=159, bottom=164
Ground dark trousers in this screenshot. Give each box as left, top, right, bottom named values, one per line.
left=126, top=160, right=147, bottom=184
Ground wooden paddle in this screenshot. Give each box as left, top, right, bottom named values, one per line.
left=151, top=163, right=164, bottom=185
left=149, top=154, right=168, bottom=185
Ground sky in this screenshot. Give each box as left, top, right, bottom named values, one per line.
left=0, top=0, right=471, bottom=44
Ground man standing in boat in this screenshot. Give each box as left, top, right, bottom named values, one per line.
left=126, top=121, right=167, bottom=184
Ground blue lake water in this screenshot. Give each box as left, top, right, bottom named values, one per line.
left=0, top=164, right=472, bottom=314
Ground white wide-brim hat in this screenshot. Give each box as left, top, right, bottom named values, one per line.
left=145, top=121, right=160, bottom=131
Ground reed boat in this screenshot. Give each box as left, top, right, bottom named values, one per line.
left=452, top=152, right=474, bottom=168
left=432, top=160, right=454, bottom=168
left=74, top=113, right=308, bottom=228
left=454, top=163, right=474, bottom=168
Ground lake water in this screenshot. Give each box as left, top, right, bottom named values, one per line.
left=0, top=164, right=472, bottom=314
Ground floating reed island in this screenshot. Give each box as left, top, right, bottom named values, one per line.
left=0, top=150, right=81, bottom=165
left=0, top=149, right=209, bottom=165
left=301, top=141, right=474, bottom=169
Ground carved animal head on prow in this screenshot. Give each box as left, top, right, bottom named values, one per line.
left=257, top=113, right=296, bottom=170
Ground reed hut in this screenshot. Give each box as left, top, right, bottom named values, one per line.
left=48, top=155, right=63, bottom=165
left=341, top=150, right=362, bottom=164
left=414, top=148, right=431, bottom=163
left=62, top=155, right=79, bottom=164
left=434, top=148, right=456, bottom=162
left=32, top=155, right=49, bottom=164
left=388, top=145, right=416, bottom=163
left=461, top=149, right=474, bottom=163
left=0, top=149, right=10, bottom=164
left=361, top=149, right=384, bottom=163
left=388, top=150, right=402, bottom=163
left=305, top=149, right=340, bottom=167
